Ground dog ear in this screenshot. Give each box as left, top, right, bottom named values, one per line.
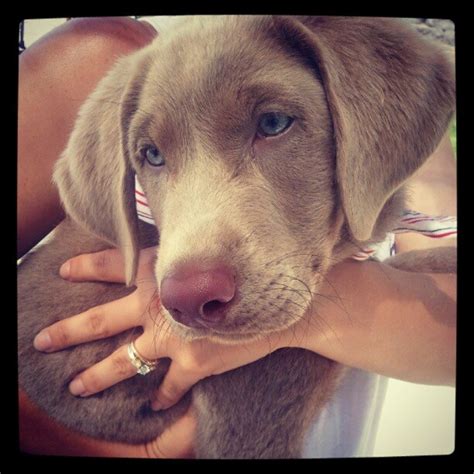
left=53, top=52, right=150, bottom=286
left=271, top=16, right=455, bottom=241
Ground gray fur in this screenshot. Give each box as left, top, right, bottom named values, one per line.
left=18, top=16, right=455, bottom=457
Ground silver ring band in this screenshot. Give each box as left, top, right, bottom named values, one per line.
left=127, top=340, right=158, bottom=376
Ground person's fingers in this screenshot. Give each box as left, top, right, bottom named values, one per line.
left=147, top=331, right=292, bottom=411
left=144, top=406, right=197, bottom=458
left=33, top=292, right=143, bottom=352
left=150, top=361, right=202, bottom=411
left=60, top=246, right=157, bottom=283
left=60, top=248, right=127, bottom=283
left=67, top=332, right=159, bottom=397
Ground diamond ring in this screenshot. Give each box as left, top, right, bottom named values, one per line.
left=127, top=340, right=158, bottom=376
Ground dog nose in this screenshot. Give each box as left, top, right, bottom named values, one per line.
left=160, top=264, right=236, bottom=328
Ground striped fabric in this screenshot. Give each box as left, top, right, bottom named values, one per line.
left=353, top=210, right=457, bottom=262
left=135, top=176, right=155, bottom=225
left=135, top=176, right=457, bottom=262
left=392, top=210, right=457, bottom=238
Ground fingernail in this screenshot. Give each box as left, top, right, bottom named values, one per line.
left=69, top=378, right=86, bottom=396
left=60, top=261, right=71, bottom=279
left=33, top=330, right=52, bottom=352
left=151, top=400, right=163, bottom=412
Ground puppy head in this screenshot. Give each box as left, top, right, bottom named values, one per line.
left=54, top=16, right=455, bottom=342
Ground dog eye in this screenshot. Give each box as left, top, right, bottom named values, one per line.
left=141, top=145, right=165, bottom=167
left=257, top=112, right=294, bottom=137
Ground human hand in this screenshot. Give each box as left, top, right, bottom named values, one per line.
left=41, top=246, right=454, bottom=410
left=33, top=243, right=457, bottom=417
left=33, top=247, right=297, bottom=410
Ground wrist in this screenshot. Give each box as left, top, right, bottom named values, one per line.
left=289, top=260, right=381, bottom=357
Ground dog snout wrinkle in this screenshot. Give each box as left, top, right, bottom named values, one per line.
left=160, top=264, right=236, bottom=329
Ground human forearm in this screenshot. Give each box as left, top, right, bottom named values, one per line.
left=292, top=260, right=456, bottom=386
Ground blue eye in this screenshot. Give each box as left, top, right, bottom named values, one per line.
left=141, top=145, right=165, bottom=167
left=257, top=112, right=294, bottom=137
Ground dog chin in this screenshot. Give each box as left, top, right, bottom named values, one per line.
left=162, top=312, right=271, bottom=345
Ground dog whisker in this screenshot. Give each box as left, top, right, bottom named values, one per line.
left=280, top=274, right=313, bottom=301
left=265, top=283, right=311, bottom=304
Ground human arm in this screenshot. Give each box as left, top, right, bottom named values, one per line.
left=293, top=259, right=456, bottom=387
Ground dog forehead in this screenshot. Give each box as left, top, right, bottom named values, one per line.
left=140, top=16, right=305, bottom=116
